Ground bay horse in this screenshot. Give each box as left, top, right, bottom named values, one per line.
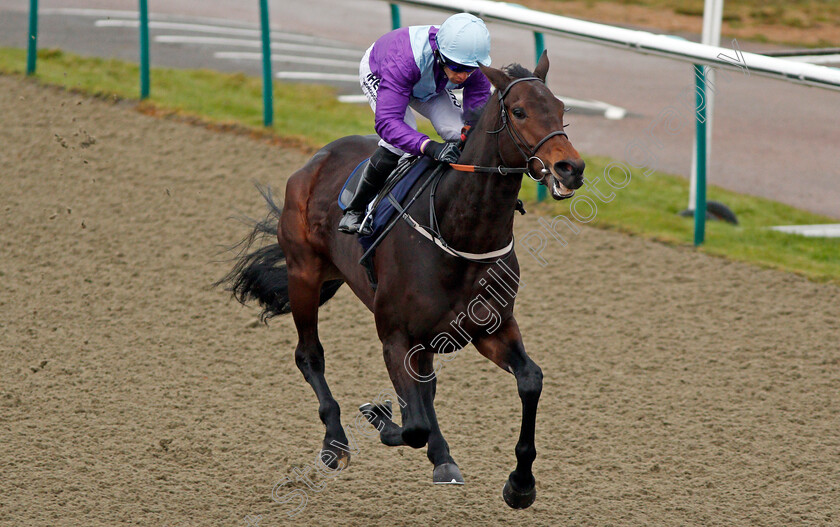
left=219, top=51, right=585, bottom=509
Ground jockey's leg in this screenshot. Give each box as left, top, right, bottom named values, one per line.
left=337, top=146, right=400, bottom=235
left=344, top=48, right=416, bottom=236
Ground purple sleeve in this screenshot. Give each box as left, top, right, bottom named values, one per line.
left=373, top=56, right=430, bottom=156
left=461, top=70, right=492, bottom=124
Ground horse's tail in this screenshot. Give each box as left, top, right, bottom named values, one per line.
left=216, top=184, right=343, bottom=321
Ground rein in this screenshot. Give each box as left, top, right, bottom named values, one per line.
left=449, top=163, right=528, bottom=175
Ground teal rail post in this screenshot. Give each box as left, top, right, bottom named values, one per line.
left=390, top=4, right=401, bottom=29
left=534, top=32, right=547, bottom=202
left=138, top=0, right=150, bottom=99
left=259, top=0, right=274, bottom=127
left=693, top=64, right=707, bottom=246
left=26, top=0, right=38, bottom=75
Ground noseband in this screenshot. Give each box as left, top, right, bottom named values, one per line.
left=489, top=76, right=568, bottom=181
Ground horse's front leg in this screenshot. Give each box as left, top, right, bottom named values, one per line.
left=473, top=317, right=542, bottom=509
left=380, top=336, right=432, bottom=449
left=421, top=369, right=464, bottom=484
left=360, top=337, right=463, bottom=483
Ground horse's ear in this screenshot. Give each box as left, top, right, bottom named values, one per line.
left=479, top=65, right=511, bottom=94
left=534, top=50, right=549, bottom=82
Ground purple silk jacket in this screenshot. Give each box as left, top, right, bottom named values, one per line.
left=367, top=25, right=491, bottom=156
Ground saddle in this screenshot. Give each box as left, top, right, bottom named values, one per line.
left=339, top=155, right=436, bottom=246
left=338, top=154, right=438, bottom=289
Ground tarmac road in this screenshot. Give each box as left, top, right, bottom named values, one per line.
left=2, top=0, right=838, bottom=218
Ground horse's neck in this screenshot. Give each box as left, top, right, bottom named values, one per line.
left=432, top=116, right=523, bottom=253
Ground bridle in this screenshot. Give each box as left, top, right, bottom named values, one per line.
left=490, top=76, right=569, bottom=181
left=452, top=76, right=568, bottom=181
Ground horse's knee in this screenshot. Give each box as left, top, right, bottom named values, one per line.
left=402, top=423, right=430, bottom=449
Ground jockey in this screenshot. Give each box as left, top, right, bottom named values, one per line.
left=338, top=13, right=493, bottom=235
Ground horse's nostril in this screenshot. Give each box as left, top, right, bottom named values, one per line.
left=555, top=162, right=573, bottom=176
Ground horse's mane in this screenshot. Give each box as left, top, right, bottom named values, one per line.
left=502, top=63, right=534, bottom=80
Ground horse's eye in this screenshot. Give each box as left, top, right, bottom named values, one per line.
left=512, top=108, right=526, bottom=119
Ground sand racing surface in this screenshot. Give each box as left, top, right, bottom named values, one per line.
left=1, top=74, right=839, bottom=526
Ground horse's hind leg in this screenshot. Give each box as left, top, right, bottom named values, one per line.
left=359, top=349, right=463, bottom=483
left=287, top=262, right=350, bottom=470
left=359, top=398, right=405, bottom=446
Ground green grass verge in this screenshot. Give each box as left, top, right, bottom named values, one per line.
left=3, top=47, right=838, bottom=284
left=521, top=165, right=840, bottom=283
left=0, top=47, right=437, bottom=149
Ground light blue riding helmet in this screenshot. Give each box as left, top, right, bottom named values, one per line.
left=436, top=13, right=492, bottom=67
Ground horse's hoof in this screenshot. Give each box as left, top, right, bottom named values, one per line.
left=359, top=400, right=392, bottom=422
left=379, top=400, right=393, bottom=419
left=433, top=463, right=465, bottom=485
left=318, top=449, right=350, bottom=472
left=503, top=478, right=536, bottom=509
left=359, top=402, right=374, bottom=422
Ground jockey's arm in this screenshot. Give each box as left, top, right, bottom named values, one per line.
left=373, top=78, right=429, bottom=157
left=461, top=70, right=492, bottom=125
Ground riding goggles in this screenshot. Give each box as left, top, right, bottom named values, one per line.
left=438, top=52, right=477, bottom=73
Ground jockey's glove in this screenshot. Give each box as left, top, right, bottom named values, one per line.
left=423, top=140, right=460, bottom=164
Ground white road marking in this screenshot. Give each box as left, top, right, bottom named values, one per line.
left=42, top=8, right=149, bottom=18
left=42, top=8, right=259, bottom=30
left=560, top=97, right=627, bottom=120
left=277, top=72, right=360, bottom=82
left=769, top=224, right=840, bottom=237
left=154, top=35, right=361, bottom=58
left=214, top=52, right=358, bottom=69
left=604, top=107, right=627, bottom=120
left=337, top=95, right=369, bottom=103
left=93, top=19, right=349, bottom=47
left=55, top=7, right=625, bottom=120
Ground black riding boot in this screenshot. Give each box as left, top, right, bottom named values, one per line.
left=338, top=147, right=400, bottom=235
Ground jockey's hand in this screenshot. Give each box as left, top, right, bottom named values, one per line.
left=423, top=141, right=460, bottom=164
